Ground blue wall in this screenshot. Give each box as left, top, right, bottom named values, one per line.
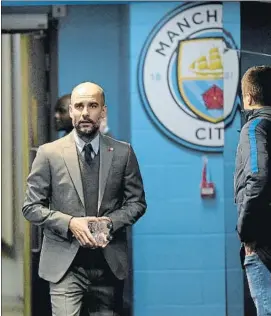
left=130, top=2, right=242, bottom=316
left=1, top=1, right=247, bottom=315
left=56, top=2, right=243, bottom=316
left=223, top=3, right=243, bottom=316
left=58, top=4, right=130, bottom=140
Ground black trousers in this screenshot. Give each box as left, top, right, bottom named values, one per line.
left=49, top=248, right=124, bottom=316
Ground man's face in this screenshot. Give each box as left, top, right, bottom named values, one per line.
left=69, top=86, right=105, bottom=138
left=54, top=101, right=73, bottom=132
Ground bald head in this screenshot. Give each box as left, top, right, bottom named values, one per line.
left=71, top=82, right=105, bottom=106
left=69, top=82, right=106, bottom=140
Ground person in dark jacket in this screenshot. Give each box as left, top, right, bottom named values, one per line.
left=54, top=94, right=73, bottom=136
left=234, top=65, right=271, bottom=316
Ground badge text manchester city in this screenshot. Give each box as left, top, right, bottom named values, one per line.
left=138, top=3, right=240, bottom=152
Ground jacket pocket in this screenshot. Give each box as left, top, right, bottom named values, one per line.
left=43, top=229, right=65, bottom=242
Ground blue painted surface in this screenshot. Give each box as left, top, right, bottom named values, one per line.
left=223, top=2, right=243, bottom=316
left=131, top=2, right=242, bottom=315
left=57, top=5, right=128, bottom=139
left=3, top=1, right=243, bottom=314
left=54, top=2, right=242, bottom=313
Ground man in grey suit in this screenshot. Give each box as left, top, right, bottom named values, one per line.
left=22, top=82, right=147, bottom=316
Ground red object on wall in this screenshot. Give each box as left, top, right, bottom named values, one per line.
left=200, top=157, right=215, bottom=198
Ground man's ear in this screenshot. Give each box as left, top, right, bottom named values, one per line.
left=102, top=105, right=107, bottom=118
left=247, top=94, right=252, bottom=106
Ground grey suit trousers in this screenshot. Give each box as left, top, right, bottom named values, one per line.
left=49, top=249, right=124, bottom=316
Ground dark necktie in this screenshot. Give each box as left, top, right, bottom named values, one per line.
left=84, top=143, right=93, bottom=165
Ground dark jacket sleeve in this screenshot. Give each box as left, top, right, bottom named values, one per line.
left=108, top=145, right=147, bottom=233
left=237, top=122, right=270, bottom=242
left=22, top=146, right=73, bottom=239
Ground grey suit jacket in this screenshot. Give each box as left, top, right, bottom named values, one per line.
left=22, top=132, right=147, bottom=283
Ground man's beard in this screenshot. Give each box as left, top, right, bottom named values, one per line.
left=75, top=120, right=100, bottom=140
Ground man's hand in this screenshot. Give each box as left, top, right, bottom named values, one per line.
left=69, top=217, right=98, bottom=248
left=99, top=216, right=113, bottom=228
left=96, top=217, right=113, bottom=248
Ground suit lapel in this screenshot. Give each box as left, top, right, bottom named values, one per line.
left=62, top=133, right=85, bottom=208
left=98, top=135, right=113, bottom=213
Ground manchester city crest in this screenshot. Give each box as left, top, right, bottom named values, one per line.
left=138, top=2, right=240, bottom=152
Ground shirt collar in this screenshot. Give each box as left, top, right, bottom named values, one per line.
left=73, top=130, right=100, bottom=155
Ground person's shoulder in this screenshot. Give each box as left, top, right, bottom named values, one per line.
left=38, top=133, right=71, bottom=154
left=249, top=117, right=271, bottom=134
left=103, top=134, right=130, bottom=148
left=241, top=118, right=271, bottom=143
left=257, top=117, right=271, bottom=133
left=102, top=134, right=132, bottom=156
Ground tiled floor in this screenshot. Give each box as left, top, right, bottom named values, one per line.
left=2, top=248, right=24, bottom=316
left=2, top=296, right=23, bottom=316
